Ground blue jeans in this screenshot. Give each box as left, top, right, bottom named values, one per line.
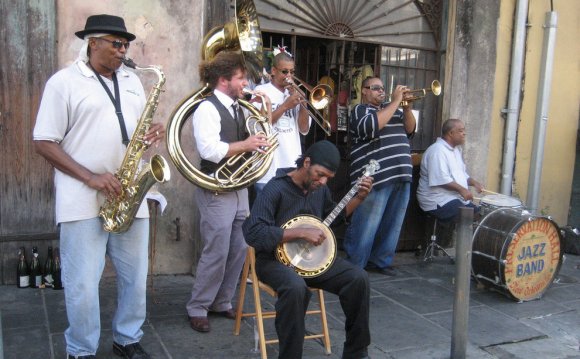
left=344, top=181, right=410, bottom=268
left=60, top=217, right=149, bottom=357
left=429, top=199, right=479, bottom=222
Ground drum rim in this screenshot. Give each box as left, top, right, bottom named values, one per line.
left=480, top=194, right=523, bottom=208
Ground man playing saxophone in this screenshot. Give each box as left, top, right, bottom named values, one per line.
left=186, top=51, right=272, bottom=333
left=33, top=14, right=161, bottom=359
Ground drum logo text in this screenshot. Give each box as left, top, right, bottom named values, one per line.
left=504, top=217, right=560, bottom=301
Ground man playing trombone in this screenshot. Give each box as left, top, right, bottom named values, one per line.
left=344, top=76, right=416, bottom=276
left=253, top=47, right=311, bottom=195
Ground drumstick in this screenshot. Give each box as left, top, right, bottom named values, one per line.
left=482, top=189, right=501, bottom=195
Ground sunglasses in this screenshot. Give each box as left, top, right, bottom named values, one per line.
left=276, top=68, right=295, bottom=75
left=96, top=38, right=131, bottom=50
left=364, top=85, right=385, bottom=92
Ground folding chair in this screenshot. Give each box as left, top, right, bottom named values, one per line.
left=233, top=247, right=331, bottom=358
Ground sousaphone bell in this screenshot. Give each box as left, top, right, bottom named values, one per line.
left=166, top=0, right=278, bottom=192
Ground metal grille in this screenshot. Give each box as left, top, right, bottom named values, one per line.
left=381, top=46, right=440, bottom=150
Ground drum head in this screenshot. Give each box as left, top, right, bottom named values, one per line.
left=278, top=215, right=336, bottom=277
left=481, top=194, right=522, bottom=208
left=472, top=208, right=562, bottom=301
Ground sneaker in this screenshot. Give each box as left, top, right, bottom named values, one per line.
left=112, top=342, right=151, bottom=359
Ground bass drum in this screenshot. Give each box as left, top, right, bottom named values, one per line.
left=471, top=208, right=563, bottom=301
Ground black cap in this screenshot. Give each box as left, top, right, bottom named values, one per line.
left=304, top=140, right=340, bottom=173
left=75, top=14, right=136, bottom=41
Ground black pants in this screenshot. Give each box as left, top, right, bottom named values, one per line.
left=256, top=256, right=370, bottom=359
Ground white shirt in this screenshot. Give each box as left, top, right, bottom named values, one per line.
left=416, top=137, right=470, bottom=211
left=192, top=89, right=240, bottom=163
left=33, top=60, right=147, bottom=223
left=253, top=82, right=311, bottom=184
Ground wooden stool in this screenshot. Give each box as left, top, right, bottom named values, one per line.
left=233, top=247, right=331, bottom=358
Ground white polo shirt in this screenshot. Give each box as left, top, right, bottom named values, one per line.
left=416, top=137, right=470, bottom=211
left=33, top=60, right=147, bottom=224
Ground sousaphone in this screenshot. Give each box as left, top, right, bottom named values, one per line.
left=166, top=0, right=277, bottom=192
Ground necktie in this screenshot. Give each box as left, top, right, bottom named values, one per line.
left=232, top=103, right=243, bottom=124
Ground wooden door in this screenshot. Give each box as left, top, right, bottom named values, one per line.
left=0, top=0, right=57, bottom=283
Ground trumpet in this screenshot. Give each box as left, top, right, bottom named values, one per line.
left=284, top=76, right=332, bottom=136
left=399, top=80, right=442, bottom=107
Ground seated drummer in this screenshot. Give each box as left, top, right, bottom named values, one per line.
left=242, top=140, right=373, bottom=359
left=416, top=118, right=484, bottom=222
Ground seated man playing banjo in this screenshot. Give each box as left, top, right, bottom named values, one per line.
left=242, top=140, right=374, bottom=359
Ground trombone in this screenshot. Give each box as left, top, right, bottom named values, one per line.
left=284, top=76, right=333, bottom=136
left=399, top=80, right=442, bottom=107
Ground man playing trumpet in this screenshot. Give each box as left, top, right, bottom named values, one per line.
left=344, top=76, right=416, bottom=276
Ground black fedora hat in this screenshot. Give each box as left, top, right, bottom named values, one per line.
left=75, top=14, right=136, bottom=41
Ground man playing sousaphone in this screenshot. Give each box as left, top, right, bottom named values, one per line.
left=186, top=51, right=273, bottom=333
left=243, top=140, right=374, bottom=359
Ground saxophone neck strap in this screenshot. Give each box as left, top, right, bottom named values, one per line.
left=89, top=64, right=130, bottom=146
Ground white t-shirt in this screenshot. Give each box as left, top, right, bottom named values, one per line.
left=416, top=137, right=470, bottom=211
left=253, top=82, right=310, bottom=184
left=33, top=60, right=148, bottom=223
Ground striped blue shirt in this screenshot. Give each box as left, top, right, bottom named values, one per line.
left=349, top=103, right=413, bottom=190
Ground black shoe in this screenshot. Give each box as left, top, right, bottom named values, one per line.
left=365, top=263, right=398, bottom=276
left=376, top=266, right=397, bottom=276
left=68, top=356, right=96, bottom=359
left=113, top=342, right=151, bottom=359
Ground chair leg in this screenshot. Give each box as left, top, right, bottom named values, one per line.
left=317, top=290, right=332, bottom=355
left=251, top=270, right=268, bottom=359
left=234, top=252, right=250, bottom=335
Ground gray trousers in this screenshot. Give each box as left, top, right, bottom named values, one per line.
left=186, top=187, right=249, bottom=317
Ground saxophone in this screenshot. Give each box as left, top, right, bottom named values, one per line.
left=99, top=58, right=171, bottom=233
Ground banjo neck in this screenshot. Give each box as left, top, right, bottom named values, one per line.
left=322, top=184, right=359, bottom=227
left=322, top=159, right=379, bottom=227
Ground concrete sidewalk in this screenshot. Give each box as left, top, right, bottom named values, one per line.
left=1, top=251, right=579, bottom=359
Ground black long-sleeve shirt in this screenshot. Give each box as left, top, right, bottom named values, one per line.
left=243, top=168, right=344, bottom=261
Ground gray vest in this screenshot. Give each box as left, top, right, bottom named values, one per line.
left=200, top=94, right=247, bottom=174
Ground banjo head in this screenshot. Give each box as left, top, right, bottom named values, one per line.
left=277, top=215, right=336, bottom=277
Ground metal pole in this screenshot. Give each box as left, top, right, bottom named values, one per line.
left=451, top=207, right=473, bottom=359
left=526, top=11, right=558, bottom=214
left=500, top=0, right=529, bottom=195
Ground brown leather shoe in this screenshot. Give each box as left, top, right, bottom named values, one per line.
left=189, top=316, right=210, bottom=332
left=211, top=308, right=236, bottom=319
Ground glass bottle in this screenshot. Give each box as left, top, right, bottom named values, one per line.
left=29, top=246, right=42, bottom=288
left=17, top=247, right=30, bottom=288
left=52, top=247, right=63, bottom=290
left=43, top=246, right=54, bottom=288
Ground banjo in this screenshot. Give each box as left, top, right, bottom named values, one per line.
left=275, top=160, right=380, bottom=277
